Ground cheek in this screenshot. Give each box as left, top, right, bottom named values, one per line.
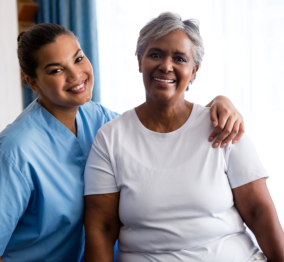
left=141, top=59, right=155, bottom=75
left=40, top=77, right=64, bottom=96
left=179, top=67, right=193, bottom=83
left=84, top=59, right=94, bottom=76
left=142, top=63, right=155, bottom=85
left=87, top=65, right=93, bottom=76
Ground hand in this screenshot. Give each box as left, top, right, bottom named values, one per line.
left=207, top=96, right=245, bottom=148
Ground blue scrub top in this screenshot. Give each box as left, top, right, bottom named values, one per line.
left=0, top=100, right=119, bottom=261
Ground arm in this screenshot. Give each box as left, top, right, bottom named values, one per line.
left=233, top=178, right=284, bottom=262
left=0, top=152, right=30, bottom=258
left=206, top=95, right=245, bottom=148
left=84, top=193, right=120, bottom=262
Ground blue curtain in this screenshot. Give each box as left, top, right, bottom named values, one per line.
left=23, top=0, right=100, bottom=108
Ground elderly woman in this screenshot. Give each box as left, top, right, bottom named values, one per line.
left=84, top=13, right=284, bottom=262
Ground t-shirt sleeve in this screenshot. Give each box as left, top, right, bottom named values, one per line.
left=224, top=134, right=269, bottom=189
left=84, top=130, right=119, bottom=195
left=0, top=150, right=31, bottom=256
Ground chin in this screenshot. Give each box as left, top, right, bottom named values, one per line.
left=76, top=92, right=93, bottom=105
left=84, top=96, right=92, bottom=104
left=151, top=91, right=175, bottom=102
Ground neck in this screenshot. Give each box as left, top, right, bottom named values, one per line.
left=135, top=97, right=193, bottom=133
left=37, top=97, right=78, bottom=136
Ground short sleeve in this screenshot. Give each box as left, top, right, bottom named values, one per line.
left=225, top=134, right=269, bottom=189
left=84, top=131, right=119, bottom=195
left=0, top=150, right=31, bottom=256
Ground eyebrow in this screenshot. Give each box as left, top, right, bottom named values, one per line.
left=147, top=48, right=163, bottom=53
left=147, top=48, right=188, bottom=57
left=174, top=51, right=188, bottom=57
left=43, top=48, right=82, bottom=69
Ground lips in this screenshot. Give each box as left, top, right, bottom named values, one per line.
left=152, top=77, right=176, bottom=85
left=67, top=80, right=87, bottom=92
left=154, top=78, right=176, bottom=83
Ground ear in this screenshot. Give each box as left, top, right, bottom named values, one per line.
left=138, top=55, right=142, bottom=73
left=190, top=64, right=199, bottom=82
left=25, top=75, right=41, bottom=94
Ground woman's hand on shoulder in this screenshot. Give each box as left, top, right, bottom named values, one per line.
left=207, top=95, right=245, bottom=148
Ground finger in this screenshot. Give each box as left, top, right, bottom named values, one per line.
left=212, top=116, right=235, bottom=148
left=217, top=107, right=232, bottom=131
left=232, top=121, right=245, bottom=144
left=209, top=105, right=219, bottom=128
left=208, top=126, right=223, bottom=142
left=208, top=107, right=230, bottom=142
left=220, top=121, right=240, bottom=148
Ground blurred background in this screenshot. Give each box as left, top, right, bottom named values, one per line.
left=1, top=0, right=284, bottom=231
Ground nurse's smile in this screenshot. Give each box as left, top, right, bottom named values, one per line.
left=67, top=79, right=87, bottom=93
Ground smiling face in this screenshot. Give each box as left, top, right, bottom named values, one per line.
left=26, top=34, right=93, bottom=110
left=138, top=30, right=198, bottom=104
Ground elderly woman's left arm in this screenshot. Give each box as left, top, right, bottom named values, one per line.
left=233, top=178, right=284, bottom=262
left=206, top=95, right=245, bottom=148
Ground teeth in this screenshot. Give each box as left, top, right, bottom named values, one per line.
left=69, top=82, right=85, bottom=91
left=154, top=78, right=175, bottom=83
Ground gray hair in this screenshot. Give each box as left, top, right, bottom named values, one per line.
left=135, top=12, right=205, bottom=69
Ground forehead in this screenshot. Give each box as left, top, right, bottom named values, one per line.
left=36, top=35, right=80, bottom=67
left=146, top=30, right=193, bottom=56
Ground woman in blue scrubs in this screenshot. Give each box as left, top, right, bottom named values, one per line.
left=0, top=23, right=244, bottom=262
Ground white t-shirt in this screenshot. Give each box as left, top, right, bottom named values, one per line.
left=84, top=104, right=268, bottom=262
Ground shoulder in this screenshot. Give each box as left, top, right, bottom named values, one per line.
left=97, top=109, right=132, bottom=135
left=0, top=101, right=41, bottom=191
left=189, top=103, right=214, bottom=137
left=92, top=109, right=133, bottom=151
left=80, top=101, right=120, bottom=123
left=0, top=100, right=42, bottom=154
left=192, top=103, right=211, bottom=122
left=225, top=134, right=269, bottom=188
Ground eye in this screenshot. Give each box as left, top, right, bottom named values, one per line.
left=149, top=53, right=162, bottom=59
left=50, top=68, right=62, bottom=74
left=175, top=56, right=186, bottom=63
left=75, top=56, right=84, bottom=63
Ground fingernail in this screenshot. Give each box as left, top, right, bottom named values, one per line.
left=209, top=137, right=214, bottom=142
left=213, top=143, right=219, bottom=148
left=213, top=121, right=218, bottom=127
left=232, top=140, right=237, bottom=144
left=221, top=143, right=227, bottom=148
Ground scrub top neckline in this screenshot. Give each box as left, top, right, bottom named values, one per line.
left=35, top=100, right=81, bottom=138
left=34, top=100, right=86, bottom=162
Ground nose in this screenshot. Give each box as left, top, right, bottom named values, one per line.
left=158, top=57, right=173, bottom=73
left=66, top=67, right=82, bottom=83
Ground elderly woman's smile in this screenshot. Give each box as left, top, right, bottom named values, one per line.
left=138, top=30, right=198, bottom=102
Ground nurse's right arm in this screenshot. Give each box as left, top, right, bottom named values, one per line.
left=84, top=192, right=120, bottom=262
left=0, top=151, right=30, bottom=257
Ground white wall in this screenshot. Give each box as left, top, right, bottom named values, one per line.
left=0, top=0, right=23, bottom=132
